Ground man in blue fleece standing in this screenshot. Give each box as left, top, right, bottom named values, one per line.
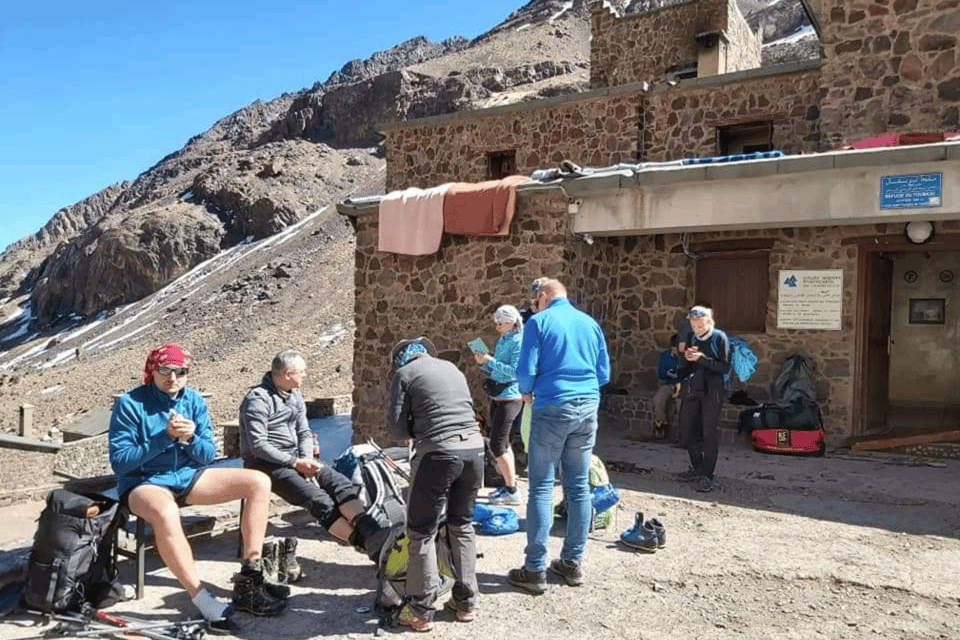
left=507, top=279, right=610, bottom=594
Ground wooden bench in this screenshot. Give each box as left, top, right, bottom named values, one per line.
left=107, top=457, right=244, bottom=599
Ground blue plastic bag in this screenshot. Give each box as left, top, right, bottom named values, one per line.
left=473, top=503, right=519, bottom=535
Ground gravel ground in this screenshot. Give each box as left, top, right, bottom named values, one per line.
left=2, top=436, right=958, bottom=640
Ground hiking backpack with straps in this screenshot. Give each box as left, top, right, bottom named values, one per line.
left=333, top=445, right=407, bottom=529
left=374, top=522, right=456, bottom=612
left=22, top=489, right=127, bottom=614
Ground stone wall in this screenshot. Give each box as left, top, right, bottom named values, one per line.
left=589, top=0, right=760, bottom=89
left=567, top=225, right=864, bottom=443
left=818, top=0, right=960, bottom=147
left=0, top=435, right=59, bottom=506
left=642, top=66, right=821, bottom=160
left=724, top=0, right=763, bottom=73
left=384, top=93, right=642, bottom=190
left=348, top=180, right=943, bottom=446
left=54, top=434, right=113, bottom=480
left=385, top=64, right=821, bottom=188
left=350, top=189, right=570, bottom=439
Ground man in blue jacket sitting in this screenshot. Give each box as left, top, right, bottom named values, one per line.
left=109, top=344, right=284, bottom=626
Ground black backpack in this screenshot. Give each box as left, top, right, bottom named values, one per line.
left=22, top=490, right=127, bottom=614
left=333, top=447, right=407, bottom=529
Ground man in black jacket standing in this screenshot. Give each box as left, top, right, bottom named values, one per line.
left=386, top=337, right=484, bottom=631
left=675, top=306, right=730, bottom=493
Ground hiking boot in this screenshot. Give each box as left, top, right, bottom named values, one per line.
left=647, top=517, right=666, bottom=548
left=489, top=486, right=522, bottom=505
left=507, top=567, right=547, bottom=595
left=444, top=598, right=475, bottom=622
left=397, top=605, right=434, bottom=632
left=695, top=476, right=718, bottom=493
left=676, top=467, right=701, bottom=482
left=279, top=537, right=303, bottom=583
left=232, top=561, right=286, bottom=616
left=619, top=512, right=657, bottom=552
left=351, top=513, right=391, bottom=562
left=548, top=558, right=583, bottom=587
left=256, top=544, right=290, bottom=599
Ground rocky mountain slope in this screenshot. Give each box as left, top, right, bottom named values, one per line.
left=0, top=0, right=816, bottom=440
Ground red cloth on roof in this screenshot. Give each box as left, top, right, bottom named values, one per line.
left=442, top=175, right=529, bottom=236
left=843, top=132, right=960, bottom=149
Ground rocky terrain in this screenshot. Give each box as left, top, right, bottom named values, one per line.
left=0, top=0, right=817, bottom=439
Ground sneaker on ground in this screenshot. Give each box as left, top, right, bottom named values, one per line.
left=487, top=487, right=507, bottom=503
left=676, top=467, right=701, bottom=482
left=507, top=567, right=547, bottom=595
left=490, top=487, right=522, bottom=505
left=647, top=517, right=667, bottom=548
left=619, top=512, right=658, bottom=552
left=695, top=476, right=718, bottom=493
left=548, top=558, right=583, bottom=587
left=444, top=598, right=475, bottom=622
left=398, top=605, right=434, bottom=632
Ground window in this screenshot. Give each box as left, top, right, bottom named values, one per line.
left=694, top=251, right=769, bottom=333
left=717, top=122, right=773, bottom=155
left=488, top=150, right=517, bottom=180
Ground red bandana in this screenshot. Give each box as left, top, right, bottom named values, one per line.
left=144, top=344, right=193, bottom=385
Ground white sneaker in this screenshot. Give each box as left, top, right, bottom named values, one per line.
left=489, top=487, right=522, bottom=505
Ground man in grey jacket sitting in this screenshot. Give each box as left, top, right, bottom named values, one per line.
left=239, top=349, right=388, bottom=560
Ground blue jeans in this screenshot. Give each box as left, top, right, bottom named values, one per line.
left=524, top=398, right=598, bottom=572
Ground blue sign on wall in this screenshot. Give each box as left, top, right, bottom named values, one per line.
left=880, top=173, right=942, bottom=209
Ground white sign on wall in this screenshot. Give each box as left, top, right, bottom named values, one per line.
left=777, top=270, right=843, bottom=330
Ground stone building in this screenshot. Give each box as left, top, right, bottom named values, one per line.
left=339, top=0, right=960, bottom=448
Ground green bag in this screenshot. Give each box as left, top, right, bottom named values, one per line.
left=554, top=455, right=616, bottom=529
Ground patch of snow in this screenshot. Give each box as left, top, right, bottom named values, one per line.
left=549, top=1, right=574, bottom=22
left=40, top=384, right=64, bottom=394
left=41, top=350, right=80, bottom=369
left=765, top=24, right=816, bottom=46
left=1, top=307, right=22, bottom=326
left=96, top=320, right=158, bottom=351
left=317, top=324, right=347, bottom=345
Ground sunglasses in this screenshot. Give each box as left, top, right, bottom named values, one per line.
left=156, top=366, right=189, bottom=377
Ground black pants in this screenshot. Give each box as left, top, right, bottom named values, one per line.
left=246, top=460, right=358, bottom=530
left=406, top=448, right=483, bottom=619
left=678, top=386, right=724, bottom=479
left=489, top=398, right=523, bottom=457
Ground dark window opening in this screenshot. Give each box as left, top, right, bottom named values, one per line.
left=488, top=150, right=517, bottom=180
left=694, top=251, right=769, bottom=333
left=717, top=122, right=773, bottom=155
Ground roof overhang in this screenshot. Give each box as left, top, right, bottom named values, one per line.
left=565, top=141, right=960, bottom=237
left=338, top=141, right=960, bottom=237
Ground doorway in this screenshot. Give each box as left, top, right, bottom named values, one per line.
left=856, top=241, right=960, bottom=439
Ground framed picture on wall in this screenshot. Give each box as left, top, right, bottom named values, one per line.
left=908, top=298, right=945, bottom=324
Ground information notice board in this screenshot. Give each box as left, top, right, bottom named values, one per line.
left=777, top=270, right=843, bottom=330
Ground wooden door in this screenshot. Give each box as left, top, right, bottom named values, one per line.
left=861, top=252, right=893, bottom=433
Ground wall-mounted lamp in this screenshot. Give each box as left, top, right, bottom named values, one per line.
left=904, top=221, right=935, bottom=244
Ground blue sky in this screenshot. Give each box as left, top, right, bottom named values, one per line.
left=0, top=0, right=524, bottom=251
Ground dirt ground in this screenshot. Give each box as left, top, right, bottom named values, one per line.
left=2, top=436, right=959, bottom=640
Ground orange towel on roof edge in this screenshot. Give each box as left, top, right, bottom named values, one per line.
left=442, top=175, right=529, bottom=236
left=378, top=183, right=454, bottom=255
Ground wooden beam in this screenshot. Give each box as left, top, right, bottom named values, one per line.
left=850, top=429, right=960, bottom=451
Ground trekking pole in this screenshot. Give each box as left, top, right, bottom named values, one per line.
left=95, top=611, right=206, bottom=640
left=365, top=438, right=410, bottom=481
